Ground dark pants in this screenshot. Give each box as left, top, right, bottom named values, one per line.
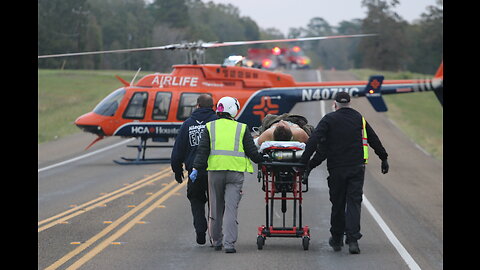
left=327, top=164, right=365, bottom=242
left=187, top=171, right=208, bottom=234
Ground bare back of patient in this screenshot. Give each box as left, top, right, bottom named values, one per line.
left=255, top=120, right=309, bottom=146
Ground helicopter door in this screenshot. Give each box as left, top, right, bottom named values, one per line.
left=123, top=92, right=148, bottom=119
left=152, top=92, right=172, bottom=120
left=177, top=93, right=212, bottom=120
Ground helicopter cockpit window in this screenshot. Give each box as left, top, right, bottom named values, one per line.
left=177, top=93, right=208, bottom=120
left=93, top=88, right=126, bottom=116
left=123, top=92, right=148, bottom=119
left=152, top=92, right=171, bottom=120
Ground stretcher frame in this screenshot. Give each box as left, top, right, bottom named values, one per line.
left=256, top=146, right=310, bottom=250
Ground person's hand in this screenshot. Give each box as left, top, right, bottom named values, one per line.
left=175, top=171, right=184, bottom=184
left=381, top=159, right=389, bottom=174
left=302, top=167, right=310, bottom=185
left=189, top=169, right=198, bottom=183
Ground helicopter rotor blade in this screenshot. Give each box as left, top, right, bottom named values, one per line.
left=202, top=33, right=377, bottom=48
left=38, top=34, right=377, bottom=59
left=37, top=44, right=182, bottom=59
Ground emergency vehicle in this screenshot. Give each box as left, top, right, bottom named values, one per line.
left=247, top=46, right=311, bottom=70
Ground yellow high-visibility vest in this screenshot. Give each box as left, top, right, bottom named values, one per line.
left=362, top=116, right=369, bottom=164
left=206, top=118, right=253, bottom=172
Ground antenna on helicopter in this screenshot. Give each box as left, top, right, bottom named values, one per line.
left=130, top=67, right=142, bottom=85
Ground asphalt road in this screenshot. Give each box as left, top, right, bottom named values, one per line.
left=38, top=69, right=443, bottom=270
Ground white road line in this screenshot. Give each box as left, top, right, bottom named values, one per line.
left=317, top=69, right=326, bottom=116
left=363, top=196, right=422, bottom=270
left=316, top=69, right=324, bottom=116
left=38, top=138, right=135, bottom=173
left=315, top=69, right=322, bottom=82
left=387, top=118, right=431, bottom=157
left=320, top=97, right=326, bottom=116
left=316, top=69, right=421, bottom=270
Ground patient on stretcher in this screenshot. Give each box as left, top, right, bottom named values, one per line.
left=254, top=116, right=310, bottom=148
left=253, top=114, right=312, bottom=162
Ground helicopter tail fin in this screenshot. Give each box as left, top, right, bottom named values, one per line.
left=432, top=61, right=443, bottom=105
left=434, top=61, right=443, bottom=79
left=365, top=75, right=387, bottom=112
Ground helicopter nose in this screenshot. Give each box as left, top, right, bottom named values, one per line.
left=75, top=112, right=105, bottom=136
left=76, top=124, right=105, bottom=136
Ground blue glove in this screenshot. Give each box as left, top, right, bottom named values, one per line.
left=189, top=169, right=198, bottom=183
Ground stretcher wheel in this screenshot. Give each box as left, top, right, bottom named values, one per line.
left=257, top=235, right=265, bottom=250
left=302, top=236, right=310, bottom=250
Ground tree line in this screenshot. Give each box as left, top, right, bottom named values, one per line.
left=38, top=0, right=442, bottom=74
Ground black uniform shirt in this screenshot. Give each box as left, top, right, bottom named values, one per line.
left=300, top=107, right=388, bottom=170
left=170, top=107, right=218, bottom=174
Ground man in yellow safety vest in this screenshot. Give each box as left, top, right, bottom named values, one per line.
left=191, top=96, right=264, bottom=253
left=300, top=91, right=389, bottom=254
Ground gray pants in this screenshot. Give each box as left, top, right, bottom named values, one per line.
left=207, top=171, right=244, bottom=249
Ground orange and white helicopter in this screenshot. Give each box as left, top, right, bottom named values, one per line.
left=38, top=34, right=443, bottom=164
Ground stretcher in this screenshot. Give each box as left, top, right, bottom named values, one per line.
left=256, top=141, right=310, bottom=250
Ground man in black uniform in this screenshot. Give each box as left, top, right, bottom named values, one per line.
left=171, top=94, right=218, bottom=245
left=300, top=92, right=389, bottom=254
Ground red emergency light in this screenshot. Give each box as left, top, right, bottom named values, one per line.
left=292, top=46, right=301, bottom=52
left=262, top=59, right=272, bottom=68
left=272, top=47, right=281, bottom=55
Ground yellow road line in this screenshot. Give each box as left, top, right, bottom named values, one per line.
left=45, top=179, right=182, bottom=270
left=38, top=167, right=170, bottom=227
left=39, top=171, right=171, bottom=232
left=38, top=168, right=172, bottom=232
left=66, top=181, right=187, bottom=270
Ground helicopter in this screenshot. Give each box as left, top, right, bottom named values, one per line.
left=38, top=34, right=443, bottom=164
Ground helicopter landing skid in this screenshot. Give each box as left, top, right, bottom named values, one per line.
left=113, top=137, right=172, bottom=165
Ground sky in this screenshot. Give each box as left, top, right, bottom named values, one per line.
left=206, top=0, right=438, bottom=35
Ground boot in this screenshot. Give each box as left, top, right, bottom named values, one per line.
left=348, top=240, right=360, bottom=254
left=196, top=232, right=206, bottom=245
left=225, top=248, right=236, bottom=253
left=328, top=235, right=344, bottom=252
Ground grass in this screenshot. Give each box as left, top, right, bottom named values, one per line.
left=351, top=69, right=443, bottom=160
